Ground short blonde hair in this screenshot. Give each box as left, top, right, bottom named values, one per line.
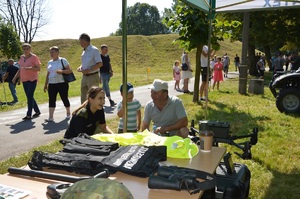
left=101, top=44, right=108, bottom=49
left=49, top=46, right=59, bottom=52
left=22, top=43, right=31, bottom=48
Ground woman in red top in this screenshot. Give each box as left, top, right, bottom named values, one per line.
left=13, top=43, right=41, bottom=120
left=212, top=57, right=224, bottom=91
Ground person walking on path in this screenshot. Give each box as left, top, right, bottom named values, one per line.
left=181, top=51, right=193, bottom=93
left=222, top=53, right=230, bottom=78
left=257, top=56, right=265, bottom=79
left=117, top=82, right=141, bottom=133
left=13, top=43, right=41, bottom=120
left=43, top=46, right=72, bottom=122
left=212, top=57, right=223, bottom=91
left=274, top=51, right=285, bottom=73
left=100, top=44, right=116, bottom=107
left=173, top=60, right=181, bottom=90
left=199, top=45, right=215, bottom=101
left=234, top=54, right=240, bottom=72
left=2, top=59, right=19, bottom=105
left=77, top=33, right=103, bottom=104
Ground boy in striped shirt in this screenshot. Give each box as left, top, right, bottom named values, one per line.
left=117, top=83, right=141, bottom=133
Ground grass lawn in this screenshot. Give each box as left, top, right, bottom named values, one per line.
left=0, top=35, right=299, bottom=198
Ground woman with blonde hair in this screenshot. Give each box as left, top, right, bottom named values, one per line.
left=13, top=43, right=41, bottom=120
left=181, top=51, right=193, bottom=93
left=44, top=46, right=72, bottom=122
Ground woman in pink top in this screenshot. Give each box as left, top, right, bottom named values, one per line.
left=13, top=43, right=41, bottom=120
left=212, top=56, right=224, bottom=91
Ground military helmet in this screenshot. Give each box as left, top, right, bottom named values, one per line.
left=61, top=178, right=134, bottom=199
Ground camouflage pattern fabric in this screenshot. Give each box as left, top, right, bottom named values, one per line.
left=61, top=178, right=134, bottom=199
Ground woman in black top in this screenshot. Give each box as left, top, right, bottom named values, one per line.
left=64, top=86, right=114, bottom=138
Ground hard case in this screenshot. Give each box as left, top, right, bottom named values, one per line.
left=203, top=162, right=251, bottom=199
left=199, top=120, right=230, bottom=139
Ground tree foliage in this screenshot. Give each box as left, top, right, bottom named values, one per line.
left=0, top=19, right=22, bottom=59
left=222, top=8, right=300, bottom=75
left=164, top=1, right=240, bottom=101
left=0, top=0, right=50, bottom=43
left=114, top=3, right=170, bottom=36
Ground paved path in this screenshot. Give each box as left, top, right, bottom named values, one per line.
left=0, top=72, right=239, bottom=161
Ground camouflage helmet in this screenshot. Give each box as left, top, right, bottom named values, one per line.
left=61, top=178, right=134, bottom=199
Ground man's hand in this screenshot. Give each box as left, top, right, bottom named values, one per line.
left=156, top=126, right=167, bottom=134
left=77, top=66, right=83, bottom=72
left=43, top=85, right=48, bottom=93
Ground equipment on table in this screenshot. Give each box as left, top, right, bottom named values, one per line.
left=202, top=152, right=251, bottom=199
left=8, top=167, right=110, bottom=199
left=47, top=178, right=133, bottom=199
left=148, top=166, right=216, bottom=195
left=7, top=167, right=110, bottom=183
left=190, top=120, right=258, bottom=159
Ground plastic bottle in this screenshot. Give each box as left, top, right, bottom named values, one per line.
left=152, top=125, right=157, bottom=133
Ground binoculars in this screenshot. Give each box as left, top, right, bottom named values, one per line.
left=148, top=166, right=216, bottom=194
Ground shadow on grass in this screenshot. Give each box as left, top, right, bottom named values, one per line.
left=42, top=119, right=69, bottom=134
left=252, top=156, right=300, bottom=198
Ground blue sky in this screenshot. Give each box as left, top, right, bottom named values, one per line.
left=35, top=0, right=173, bottom=41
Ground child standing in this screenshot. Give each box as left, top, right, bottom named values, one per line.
left=212, top=57, right=224, bottom=91
left=173, top=60, right=181, bottom=90
left=117, top=82, right=141, bottom=133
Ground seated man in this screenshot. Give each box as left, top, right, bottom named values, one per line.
left=142, top=79, right=189, bottom=138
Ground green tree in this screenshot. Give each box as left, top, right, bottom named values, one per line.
left=0, top=20, right=22, bottom=59
left=222, top=9, right=300, bottom=75
left=114, top=3, right=170, bottom=36
left=164, top=2, right=240, bottom=102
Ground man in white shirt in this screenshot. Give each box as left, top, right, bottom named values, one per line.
left=199, top=45, right=215, bottom=101
left=77, top=33, right=103, bottom=104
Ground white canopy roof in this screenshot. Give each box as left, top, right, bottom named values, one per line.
left=184, top=0, right=300, bottom=13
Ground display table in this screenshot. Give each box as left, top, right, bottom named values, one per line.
left=0, top=147, right=226, bottom=199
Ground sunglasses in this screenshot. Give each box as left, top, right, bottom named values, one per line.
left=23, top=47, right=30, bottom=50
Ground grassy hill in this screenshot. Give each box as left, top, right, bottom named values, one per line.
left=0, top=34, right=242, bottom=111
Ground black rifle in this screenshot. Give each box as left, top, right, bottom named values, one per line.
left=8, top=167, right=110, bottom=183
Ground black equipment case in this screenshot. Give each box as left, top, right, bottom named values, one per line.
left=202, top=162, right=251, bottom=199
left=199, top=120, right=230, bottom=139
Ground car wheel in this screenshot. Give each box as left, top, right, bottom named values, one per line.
left=276, top=88, right=300, bottom=113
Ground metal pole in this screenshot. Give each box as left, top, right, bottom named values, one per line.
left=122, top=0, right=128, bottom=132
left=239, top=12, right=250, bottom=94
left=204, top=1, right=214, bottom=120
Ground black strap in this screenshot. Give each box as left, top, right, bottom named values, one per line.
left=61, top=58, right=65, bottom=69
